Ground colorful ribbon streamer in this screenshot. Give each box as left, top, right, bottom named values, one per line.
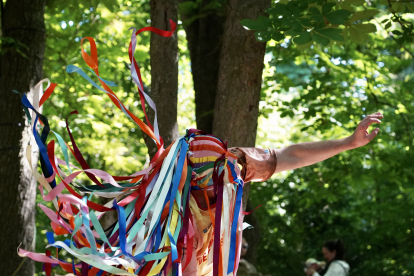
left=17, top=19, right=246, bottom=276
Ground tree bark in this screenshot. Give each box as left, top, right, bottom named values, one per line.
left=145, top=0, right=179, bottom=157
left=0, top=0, right=46, bottom=275
left=212, top=0, right=271, bottom=208
left=179, top=0, right=227, bottom=133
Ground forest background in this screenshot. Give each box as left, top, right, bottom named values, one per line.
left=0, top=0, right=413, bottom=275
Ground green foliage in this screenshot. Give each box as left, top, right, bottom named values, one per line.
left=254, top=1, right=414, bottom=275
left=241, top=0, right=414, bottom=47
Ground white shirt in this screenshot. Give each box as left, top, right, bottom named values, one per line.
left=313, top=260, right=350, bottom=276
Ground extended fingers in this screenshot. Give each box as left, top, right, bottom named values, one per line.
left=360, top=117, right=381, bottom=130
left=366, top=112, right=383, bottom=119
left=367, top=127, right=380, bottom=141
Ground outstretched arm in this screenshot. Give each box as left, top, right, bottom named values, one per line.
left=274, top=112, right=383, bottom=173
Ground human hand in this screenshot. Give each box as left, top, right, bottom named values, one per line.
left=347, top=112, right=383, bottom=149
left=305, top=268, right=316, bottom=276
left=310, top=263, right=320, bottom=271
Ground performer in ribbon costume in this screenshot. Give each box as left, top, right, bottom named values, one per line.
left=17, top=19, right=382, bottom=276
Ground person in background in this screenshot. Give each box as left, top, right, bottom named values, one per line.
left=237, top=237, right=267, bottom=276
left=304, top=258, right=326, bottom=274
left=305, top=239, right=349, bottom=276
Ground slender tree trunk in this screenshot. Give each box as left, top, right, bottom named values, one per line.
left=211, top=0, right=270, bottom=265
left=179, top=0, right=227, bottom=133
left=243, top=199, right=262, bottom=265
left=0, top=0, right=46, bottom=275
left=213, top=0, right=270, bottom=208
left=180, top=0, right=270, bottom=266
left=144, top=0, right=179, bottom=157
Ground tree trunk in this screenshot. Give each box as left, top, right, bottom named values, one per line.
left=212, top=0, right=270, bottom=208
left=243, top=197, right=262, bottom=265
left=0, top=0, right=46, bottom=275
left=144, top=0, right=179, bottom=157
left=179, top=0, right=227, bottom=133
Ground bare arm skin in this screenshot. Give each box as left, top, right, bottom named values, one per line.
left=274, top=112, right=383, bottom=173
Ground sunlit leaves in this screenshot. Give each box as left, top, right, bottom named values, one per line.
left=344, top=0, right=365, bottom=5
left=242, top=0, right=383, bottom=48
left=350, top=9, right=379, bottom=22
left=354, top=23, right=377, bottom=33
left=256, top=14, right=414, bottom=271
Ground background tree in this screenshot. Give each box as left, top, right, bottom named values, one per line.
left=144, top=0, right=179, bottom=157
left=0, top=0, right=46, bottom=275
left=178, top=0, right=226, bottom=133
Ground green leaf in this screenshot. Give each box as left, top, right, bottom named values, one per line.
left=287, top=1, right=301, bottom=16
left=266, top=3, right=287, bottom=15
left=240, top=16, right=272, bottom=31
left=311, top=14, right=325, bottom=24
left=312, top=32, right=330, bottom=46
left=344, top=0, right=365, bottom=5
left=272, top=32, right=285, bottom=41
left=392, top=2, right=405, bottom=13
left=381, top=18, right=390, bottom=24
left=290, top=20, right=303, bottom=31
left=351, top=9, right=379, bottom=22
left=335, top=28, right=349, bottom=45
left=406, top=2, right=414, bottom=12
left=349, top=26, right=366, bottom=44
left=309, top=7, right=321, bottom=15
left=255, top=30, right=273, bottom=42
left=286, top=29, right=307, bottom=36
left=324, top=9, right=352, bottom=25
left=322, top=3, right=336, bottom=14
left=384, top=22, right=392, bottom=30
left=392, top=30, right=403, bottom=35
left=299, top=18, right=312, bottom=27
left=293, top=32, right=312, bottom=45
left=354, top=23, right=377, bottom=33
left=315, top=28, right=345, bottom=41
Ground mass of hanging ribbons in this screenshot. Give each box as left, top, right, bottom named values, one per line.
left=17, top=20, right=245, bottom=276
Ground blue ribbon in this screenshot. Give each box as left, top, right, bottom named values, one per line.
left=72, top=259, right=76, bottom=274
left=21, top=95, right=57, bottom=187
left=46, top=232, right=55, bottom=246
left=113, top=199, right=148, bottom=264
left=227, top=180, right=243, bottom=274
left=166, top=139, right=187, bottom=261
